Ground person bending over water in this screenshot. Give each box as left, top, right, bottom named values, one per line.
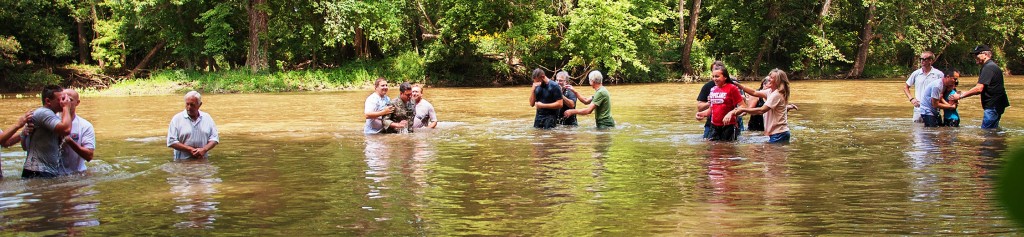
left=0, top=111, right=32, bottom=178
left=411, top=85, right=438, bottom=129
left=921, top=70, right=961, bottom=127
left=696, top=68, right=743, bottom=141
left=167, top=91, right=220, bottom=161
left=941, top=70, right=961, bottom=127
left=364, top=77, right=402, bottom=134
left=732, top=69, right=793, bottom=143
left=564, top=70, right=615, bottom=129
left=23, top=85, right=74, bottom=178
left=530, top=68, right=563, bottom=129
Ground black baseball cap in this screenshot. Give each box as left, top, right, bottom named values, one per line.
left=969, top=45, right=991, bottom=55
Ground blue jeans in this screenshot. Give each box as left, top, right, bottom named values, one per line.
left=922, top=114, right=941, bottom=127
left=768, top=131, right=791, bottom=143
left=982, top=107, right=1005, bottom=129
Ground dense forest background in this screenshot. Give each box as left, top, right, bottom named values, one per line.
left=1, top=0, right=1022, bottom=91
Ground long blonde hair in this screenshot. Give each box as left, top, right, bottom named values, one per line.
left=769, top=69, right=791, bottom=102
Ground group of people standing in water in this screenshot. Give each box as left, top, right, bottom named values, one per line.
left=903, top=45, right=1009, bottom=129
left=0, top=87, right=220, bottom=178
left=0, top=44, right=1010, bottom=178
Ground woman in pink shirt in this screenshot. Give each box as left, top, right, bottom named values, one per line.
left=732, top=69, right=792, bottom=143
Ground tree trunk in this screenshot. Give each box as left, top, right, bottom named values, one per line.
left=245, top=0, right=269, bottom=72
left=77, top=19, right=88, bottom=64
left=818, top=0, right=831, bottom=31
left=849, top=3, right=876, bottom=79
left=751, top=37, right=771, bottom=77
left=750, top=2, right=779, bottom=77
left=91, top=3, right=104, bottom=69
left=678, top=0, right=687, bottom=78
left=802, top=0, right=832, bottom=71
left=681, top=0, right=701, bottom=77
left=355, top=27, right=369, bottom=59
left=128, top=40, right=165, bottom=79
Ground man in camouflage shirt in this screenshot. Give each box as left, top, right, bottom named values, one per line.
left=383, top=82, right=416, bottom=133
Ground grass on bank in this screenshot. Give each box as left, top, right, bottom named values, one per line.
left=86, top=51, right=425, bottom=96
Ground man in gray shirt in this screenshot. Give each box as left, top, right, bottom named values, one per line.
left=167, top=91, right=220, bottom=161
left=23, top=85, right=74, bottom=178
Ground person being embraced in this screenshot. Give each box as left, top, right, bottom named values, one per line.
left=696, top=67, right=744, bottom=141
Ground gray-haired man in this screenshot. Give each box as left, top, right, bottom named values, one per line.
left=167, top=91, right=220, bottom=161
left=564, top=70, right=615, bottom=129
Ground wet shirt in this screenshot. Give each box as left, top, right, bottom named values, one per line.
left=593, top=86, right=615, bottom=128
left=387, top=98, right=416, bottom=133
left=24, top=107, right=64, bottom=173
left=559, top=88, right=578, bottom=126
left=978, top=60, right=1009, bottom=109
left=167, top=110, right=219, bottom=161
left=60, top=115, right=95, bottom=174
left=534, top=81, right=562, bottom=117
left=906, top=68, right=944, bottom=116
left=944, top=89, right=960, bottom=121
left=708, top=83, right=742, bottom=126
left=921, top=80, right=944, bottom=116
left=413, top=99, right=438, bottom=129
left=363, top=93, right=390, bottom=134
left=762, top=89, right=790, bottom=136
left=696, top=81, right=716, bottom=128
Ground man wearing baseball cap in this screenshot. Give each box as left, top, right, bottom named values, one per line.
left=950, top=45, right=1009, bottom=129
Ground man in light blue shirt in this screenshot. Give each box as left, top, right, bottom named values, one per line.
left=902, top=51, right=944, bottom=123
left=167, top=91, right=220, bottom=161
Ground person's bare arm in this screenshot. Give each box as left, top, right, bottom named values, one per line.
left=53, top=103, right=73, bottom=137
left=562, top=95, right=576, bottom=108
left=64, top=137, right=94, bottom=161
left=933, top=97, right=957, bottom=110
left=365, top=106, right=394, bottom=119
left=0, top=111, right=30, bottom=147
left=696, top=108, right=711, bottom=120
left=736, top=83, right=768, bottom=99
left=576, top=90, right=593, bottom=105
left=903, top=84, right=920, bottom=107
left=565, top=103, right=598, bottom=118
left=952, top=84, right=984, bottom=101
left=529, top=82, right=540, bottom=107
left=169, top=142, right=196, bottom=154
left=534, top=100, right=563, bottom=110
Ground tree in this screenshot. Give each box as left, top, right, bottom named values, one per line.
left=245, top=0, right=268, bottom=72
left=680, top=0, right=700, bottom=77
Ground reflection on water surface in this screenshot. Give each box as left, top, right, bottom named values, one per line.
left=0, top=78, right=1022, bottom=235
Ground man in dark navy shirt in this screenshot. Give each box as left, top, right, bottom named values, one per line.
left=555, top=71, right=578, bottom=126
left=530, top=68, right=563, bottom=129
left=951, top=45, right=1010, bottom=129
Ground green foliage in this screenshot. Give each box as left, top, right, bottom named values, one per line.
left=3, top=0, right=1024, bottom=92
left=4, top=70, right=63, bottom=91
left=97, top=52, right=426, bottom=95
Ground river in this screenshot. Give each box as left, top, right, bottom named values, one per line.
left=0, top=78, right=1021, bottom=235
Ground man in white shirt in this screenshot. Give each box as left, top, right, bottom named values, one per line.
left=167, top=91, right=219, bottom=161
left=902, top=51, right=944, bottom=123
left=59, top=89, right=95, bottom=174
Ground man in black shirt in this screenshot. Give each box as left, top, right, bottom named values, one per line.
left=530, top=68, right=563, bottom=129
left=951, top=45, right=1010, bottom=129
